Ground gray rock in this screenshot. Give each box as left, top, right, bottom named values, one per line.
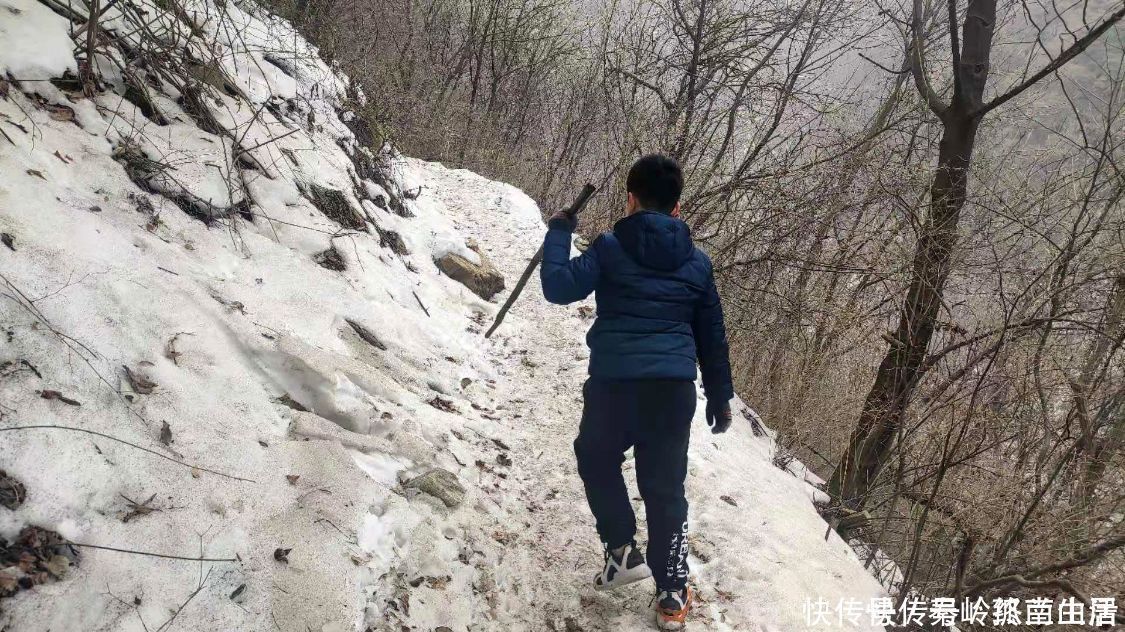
left=404, top=468, right=465, bottom=508
left=435, top=242, right=504, bottom=300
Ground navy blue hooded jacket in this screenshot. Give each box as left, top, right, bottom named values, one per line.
left=540, top=210, right=734, bottom=403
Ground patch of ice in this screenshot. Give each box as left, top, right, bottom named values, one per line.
left=351, top=451, right=407, bottom=488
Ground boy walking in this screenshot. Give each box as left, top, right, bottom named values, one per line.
left=540, top=154, right=734, bottom=630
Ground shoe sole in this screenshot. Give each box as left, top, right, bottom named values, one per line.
left=655, top=588, right=692, bottom=630
left=594, top=564, right=652, bottom=592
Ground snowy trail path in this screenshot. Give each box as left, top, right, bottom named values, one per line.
left=414, top=163, right=887, bottom=631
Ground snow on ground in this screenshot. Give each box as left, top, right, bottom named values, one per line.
left=0, top=0, right=885, bottom=630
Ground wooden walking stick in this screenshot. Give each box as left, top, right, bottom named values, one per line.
left=485, top=183, right=597, bottom=338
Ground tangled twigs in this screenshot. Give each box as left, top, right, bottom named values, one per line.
left=156, top=567, right=214, bottom=632
left=0, top=425, right=256, bottom=483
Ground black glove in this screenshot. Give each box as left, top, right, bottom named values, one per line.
left=548, top=210, right=577, bottom=232
left=705, top=398, right=732, bottom=434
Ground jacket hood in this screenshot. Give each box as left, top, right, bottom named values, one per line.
left=613, top=210, right=695, bottom=271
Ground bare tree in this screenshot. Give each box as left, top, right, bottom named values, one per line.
left=828, top=0, right=1125, bottom=507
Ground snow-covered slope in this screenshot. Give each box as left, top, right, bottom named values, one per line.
left=0, top=0, right=885, bottom=630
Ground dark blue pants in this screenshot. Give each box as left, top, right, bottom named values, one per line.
left=574, top=378, right=695, bottom=591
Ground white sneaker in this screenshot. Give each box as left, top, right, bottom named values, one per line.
left=593, top=541, right=652, bottom=591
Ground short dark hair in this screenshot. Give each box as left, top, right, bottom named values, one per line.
left=626, top=154, right=683, bottom=213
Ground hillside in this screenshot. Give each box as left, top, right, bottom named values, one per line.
left=0, top=0, right=885, bottom=629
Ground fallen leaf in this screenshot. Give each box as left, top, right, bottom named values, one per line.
left=720, top=495, right=738, bottom=507
left=39, top=390, right=80, bottom=406
left=211, top=293, right=246, bottom=314
left=1, top=233, right=13, bottom=251
left=45, top=104, right=75, bottom=121
left=0, top=80, right=9, bottom=100
left=123, top=364, right=157, bottom=394
left=427, top=396, right=458, bottom=413
left=19, top=360, right=41, bottom=379
left=276, top=393, right=308, bottom=412
left=273, top=547, right=291, bottom=563
left=0, top=470, right=27, bottom=509
left=190, top=468, right=201, bottom=478
left=424, top=575, right=451, bottom=590
left=121, top=492, right=159, bottom=522
left=164, top=338, right=181, bottom=365
left=52, top=150, right=69, bottom=164
left=229, top=583, right=245, bottom=600
left=1, top=526, right=70, bottom=598
left=496, top=453, right=512, bottom=467
left=491, top=438, right=511, bottom=451
left=285, top=474, right=299, bottom=485
left=0, top=572, right=17, bottom=595
left=159, top=421, right=172, bottom=446
left=25, top=169, right=45, bottom=180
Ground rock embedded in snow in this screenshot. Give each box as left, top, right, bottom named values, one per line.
left=314, top=245, right=347, bottom=271
left=302, top=183, right=366, bottom=230
left=403, top=468, right=466, bottom=508
left=435, top=242, right=505, bottom=300
left=374, top=224, right=409, bottom=255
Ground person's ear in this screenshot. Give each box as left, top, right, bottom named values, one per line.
left=670, top=202, right=681, bottom=218
left=626, top=192, right=638, bottom=214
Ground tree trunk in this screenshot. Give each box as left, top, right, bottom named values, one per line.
left=828, top=117, right=977, bottom=504
left=828, top=0, right=998, bottom=506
